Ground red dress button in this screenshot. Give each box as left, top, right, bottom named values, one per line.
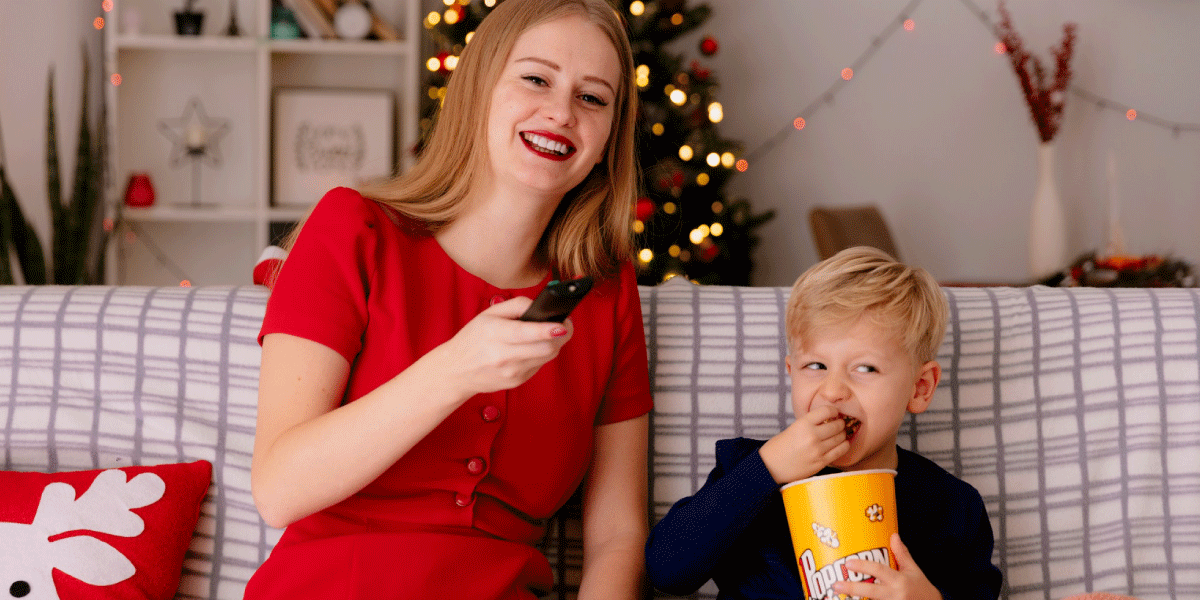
left=466, top=457, right=486, bottom=475
left=489, top=294, right=506, bottom=306
left=454, top=492, right=474, bottom=507
left=481, top=405, right=501, bottom=422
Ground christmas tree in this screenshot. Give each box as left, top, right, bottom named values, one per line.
left=420, top=0, right=773, bottom=285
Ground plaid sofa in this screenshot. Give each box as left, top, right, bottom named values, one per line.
left=2, top=281, right=1198, bottom=599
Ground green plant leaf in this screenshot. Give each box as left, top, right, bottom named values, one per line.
left=66, top=44, right=97, bottom=284
left=0, top=163, right=48, bottom=285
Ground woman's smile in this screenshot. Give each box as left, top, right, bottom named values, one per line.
left=520, top=130, right=576, bottom=161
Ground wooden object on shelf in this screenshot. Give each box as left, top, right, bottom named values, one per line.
left=808, top=205, right=900, bottom=261
left=285, top=0, right=337, bottom=39
left=363, top=1, right=400, bottom=41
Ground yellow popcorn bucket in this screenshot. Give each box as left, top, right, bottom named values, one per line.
left=781, top=469, right=898, bottom=600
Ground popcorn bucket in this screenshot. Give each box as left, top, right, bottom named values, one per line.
left=780, top=469, right=898, bottom=600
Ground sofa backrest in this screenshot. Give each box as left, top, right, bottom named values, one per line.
left=3, top=282, right=1199, bottom=600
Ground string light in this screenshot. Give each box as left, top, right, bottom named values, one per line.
left=841, top=68, right=854, bottom=80
left=669, top=89, right=687, bottom=106
left=720, top=152, right=735, bottom=168
left=1127, top=109, right=1137, bottom=121
left=442, top=0, right=454, bottom=5
left=994, top=42, right=1006, bottom=54
left=102, top=0, right=112, bottom=11
left=103, top=218, right=114, bottom=232
left=794, top=117, right=806, bottom=130
left=180, top=280, right=192, bottom=288
left=633, top=220, right=645, bottom=233
left=426, top=11, right=441, bottom=27
left=484, top=0, right=496, bottom=7
left=735, top=159, right=748, bottom=172
left=663, top=202, right=677, bottom=214
left=696, top=172, right=710, bottom=186
left=671, top=13, right=683, bottom=26
left=465, top=31, right=475, bottom=44
left=638, top=249, right=654, bottom=263
left=444, top=8, right=460, bottom=25
left=708, top=102, right=724, bottom=123
left=630, top=1, right=645, bottom=16
left=706, top=152, right=720, bottom=167
left=426, top=57, right=441, bottom=71
left=712, top=201, right=724, bottom=213
left=652, top=122, right=664, bottom=135
left=110, top=73, right=122, bottom=86
left=679, top=144, right=694, bottom=161
left=711, top=222, right=724, bottom=236
left=428, top=86, right=440, bottom=99
left=94, top=17, right=104, bottom=30
left=444, top=55, right=459, bottom=71
left=904, top=19, right=915, bottom=31
left=668, top=245, right=681, bottom=257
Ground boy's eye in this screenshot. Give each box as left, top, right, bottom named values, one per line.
left=855, top=365, right=878, bottom=373
left=803, top=362, right=826, bottom=371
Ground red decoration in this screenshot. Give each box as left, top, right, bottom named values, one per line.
left=699, top=240, right=720, bottom=262
left=636, top=197, right=656, bottom=222
left=671, top=170, right=684, bottom=187
left=689, top=60, right=710, bottom=82
left=124, top=172, right=156, bottom=207
left=435, top=51, right=452, bottom=75
left=996, top=1, right=1077, bottom=142
left=699, top=35, right=718, bottom=56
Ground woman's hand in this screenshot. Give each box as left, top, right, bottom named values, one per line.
left=832, top=533, right=942, bottom=600
left=758, top=405, right=849, bottom=484
left=438, top=296, right=574, bottom=397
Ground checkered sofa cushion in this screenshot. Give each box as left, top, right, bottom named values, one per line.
left=3, top=282, right=1199, bottom=600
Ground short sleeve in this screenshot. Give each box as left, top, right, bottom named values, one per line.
left=259, top=187, right=381, bottom=363
left=595, top=262, right=653, bottom=425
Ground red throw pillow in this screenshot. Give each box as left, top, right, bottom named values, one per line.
left=0, top=461, right=212, bottom=600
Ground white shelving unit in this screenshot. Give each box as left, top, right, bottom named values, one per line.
left=103, top=0, right=420, bottom=285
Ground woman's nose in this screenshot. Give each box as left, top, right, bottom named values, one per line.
left=543, top=91, right=576, bottom=127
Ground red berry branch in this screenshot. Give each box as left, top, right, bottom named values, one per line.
left=996, top=1, right=1077, bottom=142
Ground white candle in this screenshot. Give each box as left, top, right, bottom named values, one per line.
left=1105, top=150, right=1126, bottom=257
left=186, top=122, right=207, bottom=149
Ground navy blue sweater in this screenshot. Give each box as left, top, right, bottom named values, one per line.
left=645, top=438, right=1002, bottom=599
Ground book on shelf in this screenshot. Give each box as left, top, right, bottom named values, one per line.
left=285, top=0, right=337, bottom=39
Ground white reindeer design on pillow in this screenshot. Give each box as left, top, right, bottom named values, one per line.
left=0, top=469, right=165, bottom=599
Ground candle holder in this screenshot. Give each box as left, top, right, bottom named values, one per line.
left=156, top=97, right=229, bottom=207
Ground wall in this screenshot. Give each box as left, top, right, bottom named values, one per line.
left=0, top=0, right=104, bottom=280
left=676, top=0, right=1200, bottom=286
left=5, top=1, right=1199, bottom=287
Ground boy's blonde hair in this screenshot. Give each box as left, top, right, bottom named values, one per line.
left=785, top=246, right=948, bottom=365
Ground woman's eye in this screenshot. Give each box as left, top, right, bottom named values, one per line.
left=580, top=93, right=608, bottom=107
left=523, top=75, right=548, bottom=86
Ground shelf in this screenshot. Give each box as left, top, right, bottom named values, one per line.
left=116, top=34, right=258, bottom=53
left=268, top=38, right=411, bottom=56
left=121, top=205, right=259, bottom=223
left=268, top=206, right=313, bottom=222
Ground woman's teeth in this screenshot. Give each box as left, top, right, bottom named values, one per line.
left=523, top=133, right=570, bottom=156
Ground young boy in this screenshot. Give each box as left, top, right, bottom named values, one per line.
left=645, top=247, right=1002, bottom=600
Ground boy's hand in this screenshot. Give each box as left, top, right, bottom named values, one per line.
left=758, top=405, right=848, bottom=484
left=832, top=533, right=942, bottom=600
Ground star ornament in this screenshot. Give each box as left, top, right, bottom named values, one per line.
left=157, top=97, right=230, bottom=168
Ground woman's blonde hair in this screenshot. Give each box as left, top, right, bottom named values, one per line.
left=784, top=246, right=948, bottom=365
left=350, top=0, right=638, bottom=279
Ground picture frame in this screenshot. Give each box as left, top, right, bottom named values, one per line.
left=272, top=87, right=396, bottom=207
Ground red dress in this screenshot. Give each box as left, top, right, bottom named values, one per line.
left=245, top=188, right=653, bottom=599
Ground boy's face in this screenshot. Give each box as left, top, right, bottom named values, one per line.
left=786, top=315, right=940, bottom=472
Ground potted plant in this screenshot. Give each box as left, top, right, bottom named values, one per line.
left=175, top=0, right=205, bottom=36
left=0, top=45, right=110, bottom=285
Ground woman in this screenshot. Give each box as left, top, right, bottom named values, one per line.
left=245, top=0, right=650, bottom=598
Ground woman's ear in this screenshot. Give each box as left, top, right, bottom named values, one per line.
left=907, top=360, right=941, bottom=415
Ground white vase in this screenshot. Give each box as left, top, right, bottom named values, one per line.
left=1028, top=141, right=1069, bottom=280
